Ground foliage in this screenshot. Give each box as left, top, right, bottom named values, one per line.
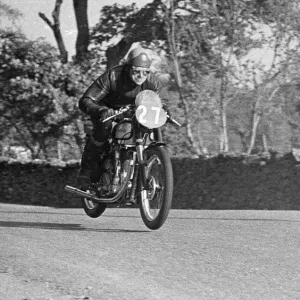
left=0, top=29, right=89, bottom=158
left=0, top=1, right=22, bottom=22
left=90, top=0, right=300, bottom=156
left=2, top=0, right=300, bottom=159
left=165, top=0, right=300, bottom=154
left=91, top=0, right=166, bottom=48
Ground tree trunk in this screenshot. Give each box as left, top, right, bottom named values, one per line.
left=73, top=0, right=89, bottom=61
left=247, top=86, right=279, bottom=155
left=57, top=140, right=62, bottom=160
left=178, top=87, right=202, bottom=156
left=247, top=111, right=261, bottom=155
left=220, top=108, right=229, bottom=153
left=38, top=0, right=68, bottom=63
left=218, top=64, right=229, bottom=153
left=219, top=97, right=229, bottom=153
left=165, top=0, right=202, bottom=157
left=262, top=134, right=269, bottom=153
left=74, top=119, right=85, bottom=155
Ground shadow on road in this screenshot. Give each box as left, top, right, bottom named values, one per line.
left=0, top=221, right=150, bottom=233
left=102, top=215, right=300, bottom=223
left=0, top=210, right=83, bottom=216
left=1, top=210, right=299, bottom=223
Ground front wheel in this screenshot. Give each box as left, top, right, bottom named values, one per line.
left=138, top=146, right=173, bottom=230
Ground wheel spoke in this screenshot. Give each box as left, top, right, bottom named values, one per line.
left=141, top=154, right=165, bottom=221
left=141, top=190, right=154, bottom=220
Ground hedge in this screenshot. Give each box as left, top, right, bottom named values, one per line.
left=1, top=154, right=300, bottom=210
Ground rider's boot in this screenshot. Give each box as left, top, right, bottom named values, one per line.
left=76, top=136, right=106, bottom=190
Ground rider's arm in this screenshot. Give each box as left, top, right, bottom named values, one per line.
left=78, top=72, right=111, bottom=117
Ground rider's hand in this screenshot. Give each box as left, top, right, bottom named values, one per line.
left=123, top=109, right=133, bottom=119
left=98, top=107, right=115, bottom=120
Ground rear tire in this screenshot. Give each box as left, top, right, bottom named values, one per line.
left=82, top=196, right=107, bottom=218
left=81, top=168, right=108, bottom=218
left=139, top=146, right=173, bottom=230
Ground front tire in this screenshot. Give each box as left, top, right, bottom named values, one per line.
left=139, top=146, right=173, bottom=230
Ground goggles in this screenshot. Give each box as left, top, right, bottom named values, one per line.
left=131, top=68, right=150, bottom=76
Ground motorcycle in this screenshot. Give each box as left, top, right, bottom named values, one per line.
left=65, top=90, right=181, bottom=230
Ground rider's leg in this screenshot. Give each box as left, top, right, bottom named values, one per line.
left=76, top=135, right=106, bottom=189
left=76, top=118, right=112, bottom=189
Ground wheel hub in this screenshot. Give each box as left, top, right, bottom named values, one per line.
left=84, top=188, right=98, bottom=209
left=147, top=176, right=159, bottom=201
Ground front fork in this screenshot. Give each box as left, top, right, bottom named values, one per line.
left=135, top=128, right=163, bottom=203
left=135, top=128, right=162, bottom=188
left=136, top=138, right=149, bottom=189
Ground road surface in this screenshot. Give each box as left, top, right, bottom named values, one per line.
left=0, top=203, right=299, bottom=300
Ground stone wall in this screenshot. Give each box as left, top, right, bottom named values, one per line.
left=1, top=154, right=300, bottom=210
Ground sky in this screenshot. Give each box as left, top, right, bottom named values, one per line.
left=1, top=0, right=150, bottom=56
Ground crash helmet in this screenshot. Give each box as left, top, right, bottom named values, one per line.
left=126, top=47, right=152, bottom=68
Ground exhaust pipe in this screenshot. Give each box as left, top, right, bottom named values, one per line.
left=65, top=185, right=103, bottom=202
left=65, top=163, right=135, bottom=204
left=65, top=181, right=130, bottom=204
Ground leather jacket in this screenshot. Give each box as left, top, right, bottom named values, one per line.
left=79, top=64, right=162, bottom=118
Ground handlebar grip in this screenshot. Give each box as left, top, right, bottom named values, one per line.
left=167, top=115, right=182, bottom=127
left=102, top=114, right=117, bottom=122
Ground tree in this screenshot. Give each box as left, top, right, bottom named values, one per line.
left=38, top=0, right=68, bottom=63
left=167, top=0, right=300, bottom=155
left=91, top=0, right=166, bottom=68
left=0, top=30, right=86, bottom=159
left=162, top=0, right=202, bottom=156
left=230, top=0, right=300, bottom=154
left=4, top=0, right=300, bottom=159
left=39, top=0, right=90, bottom=63
left=73, top=0, right=89, bottom=61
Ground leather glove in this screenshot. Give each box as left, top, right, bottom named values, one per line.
left=98, top=107, right=115, bottom=120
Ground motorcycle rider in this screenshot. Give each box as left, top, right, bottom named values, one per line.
left=77, top=47, right=166, bottom=189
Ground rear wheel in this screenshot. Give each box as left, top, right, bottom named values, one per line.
left=82, top=195, right=107, bottom=218
left=81, top=191, right=107, bottom=218
left=139, top=146, right=173, bottom=230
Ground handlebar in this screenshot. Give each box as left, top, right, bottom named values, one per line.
left=102, top=105, right=181, bottom=127
left=102, top=105, right=132, bottom=123
left=167, top=115, right=182, bottom=127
